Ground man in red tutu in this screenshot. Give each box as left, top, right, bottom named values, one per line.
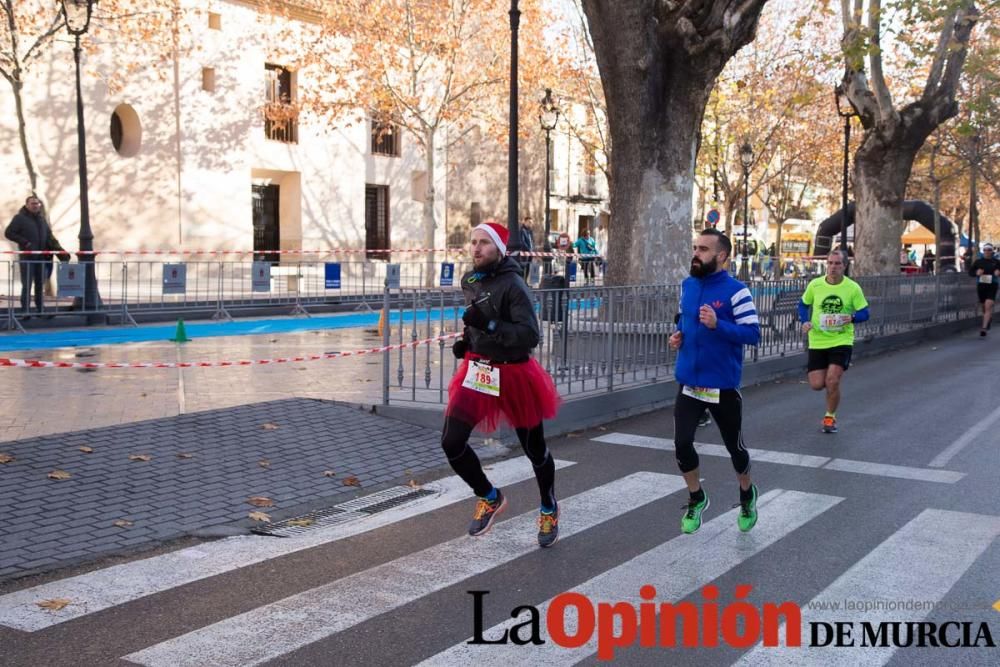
left=443, top=221, right=562, bottom=547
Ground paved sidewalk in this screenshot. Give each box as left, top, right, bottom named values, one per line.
left=0, top=323, right=447, bottom=442
left=0, top=398, right=492, bottom=582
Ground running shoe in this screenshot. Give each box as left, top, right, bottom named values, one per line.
left=468, top=490, right=507, bottom=536
left=537, top=508, right=559, bottom=548
left=822, top=415, right=838, bottom=433
left=681, top=490, right=709, bottom=534
left=697, top=412, right=712, bottom=427
left=737, top=484, right=758, bottom=532
left=981, top=329, right=988, bottom=337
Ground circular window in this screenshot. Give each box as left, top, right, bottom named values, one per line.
left=110, top=104, right=141, bottom=157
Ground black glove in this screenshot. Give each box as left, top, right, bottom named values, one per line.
left=452, top=338, right=468, bottom=359
left=462, top=303, right=494, bottom=331
left=58, top=251, right=71, bottom=262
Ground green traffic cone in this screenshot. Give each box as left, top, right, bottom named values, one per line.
left=170, top=318, right=191, bottom=343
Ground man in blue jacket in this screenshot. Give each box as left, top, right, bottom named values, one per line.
left=669, top=229, right=761, bottom=534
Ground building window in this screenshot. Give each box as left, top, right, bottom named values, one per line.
left=470, top=202, right=483, bottom=227
left=264, top=64, right=297, bottom=143
left=208, top=12, right=221, bottom=30
left=110, top=104, right=141, bottom=157
left=365, top=185, right=390, bottom=260
left=252, top=184, right=281, bottom=264
left=202, top=67, right=216, bottom=92
left=371, top=119, right=400, bottom=157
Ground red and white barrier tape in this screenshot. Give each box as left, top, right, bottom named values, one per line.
left=0, top=248, right=466, bottom=256
left=0, top=248, right=602, bottom=259
left=0, top=332, right=462, bottom=370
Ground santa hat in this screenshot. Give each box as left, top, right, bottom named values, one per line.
left=475, top=221, right=509, bottom=255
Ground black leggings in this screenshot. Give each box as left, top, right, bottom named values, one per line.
left=673, top=387, right=751, bottom=475
left=441, top=416, right=556, bottom=507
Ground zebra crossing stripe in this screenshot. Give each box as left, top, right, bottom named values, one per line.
left=593, top=433, right=964, bottom=484
left=123, top=471, right=687, bottom=667
left=734, top=508, right=1000, bottom=665
left=417, top=489, right=843, bottom=665
left=0, top=458, right=575, bottom=632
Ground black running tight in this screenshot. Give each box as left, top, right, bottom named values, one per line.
left=441, top=416, right=556, bottom=507
left=673, top=387, right=751, bottom=475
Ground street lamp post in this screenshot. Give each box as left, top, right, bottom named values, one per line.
left=61, top=0, right=102, bottom=319
left=835, top=83, right=858, bottom=275
left=506, top=0, right=522, bottom=256
left=739, top=141, right=753, bottom=281
left=539, top=88, right=559, bottom=275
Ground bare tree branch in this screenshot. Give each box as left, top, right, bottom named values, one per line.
left=922, top=6, right=958, bottom=100
left=867, top=0, right=896, bottom=123
left=22, top=12, right=64, bottom=67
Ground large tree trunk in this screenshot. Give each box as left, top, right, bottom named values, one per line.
left=581, top=0, right=769, bottom=286
left=841, top=1, right=979, bottom=275
left=604, top=88, right=705, bottom=286
left=852, top=136, right=916, bottom=275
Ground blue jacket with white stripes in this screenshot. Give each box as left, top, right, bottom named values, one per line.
left=675, top=269, right=761, bottom=390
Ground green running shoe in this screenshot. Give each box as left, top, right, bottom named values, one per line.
left=737, top=484, right=758, bottom=532
left=681, top=490, right=709, bottom=534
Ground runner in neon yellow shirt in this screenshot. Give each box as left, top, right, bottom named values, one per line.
left=798, top=250, right=870, bottom=433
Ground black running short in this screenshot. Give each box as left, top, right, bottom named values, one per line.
left=976, top=283, right=998, bottom=304
left=807, top=345, right=853, bottom=372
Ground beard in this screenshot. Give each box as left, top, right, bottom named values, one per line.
left=473, top=251, right=501, bottom=271
left=690, top=256, right=717, bottom=277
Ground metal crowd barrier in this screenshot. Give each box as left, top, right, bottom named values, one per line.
left=1, top=253, right=605, bottom=331
left=384, top=272, right=981, bottom=406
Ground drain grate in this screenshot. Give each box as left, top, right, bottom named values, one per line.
left=336, top=486, right=436, bottom=514
left=251, top=485, right=437, bottom=537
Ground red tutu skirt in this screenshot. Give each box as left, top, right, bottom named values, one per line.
left=446, top=353, right=561, bottom=432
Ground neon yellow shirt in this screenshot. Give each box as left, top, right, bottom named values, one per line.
left=802, top=276, right=869, bottom=349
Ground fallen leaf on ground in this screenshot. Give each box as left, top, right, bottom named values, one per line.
left=296, top=367, right=307, bottom=371
left=407, top=479, right=422, bottom=489
left=0, top=453, right=14, bottom=464
left=248, top=511, right=271, bottom=522
left=247, top=496, right=274, bottom=507
left=78, top=446, right=94, bottom=454
left=261, top=422, right=279, bottom=430
left=323, top=470, right=336, bottom=477
left=47, top=470, right=72, bottom=480
left=566, top=431, right=583, bottom=438
left=342, top=476, right=361, bottom=487
left=286, top=518, right=314, bottom=527
left=139, top=393, right=148, bottom=397
left=177, top=452, right=194, bottom=459
left=112, top=519, right=133, bottom=528
left=129, top=454, right=152, bottom=462
left=258, top=460, right=271, bottom=469
left=36, top=598, right=71, bottom=612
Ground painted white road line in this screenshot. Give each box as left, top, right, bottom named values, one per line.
left=418, top=489, right=843, bottom=666
left=124, top=471, right=687, bottom=667
left=734, top=508, right=1000, bottom=666
left=0, top=458, right=575, bottom=632
left=929, top=403, right=1000, bottom=468
left=593, top=433, right=964, bottom=484
left=820, top=458, right=964, bottom=483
